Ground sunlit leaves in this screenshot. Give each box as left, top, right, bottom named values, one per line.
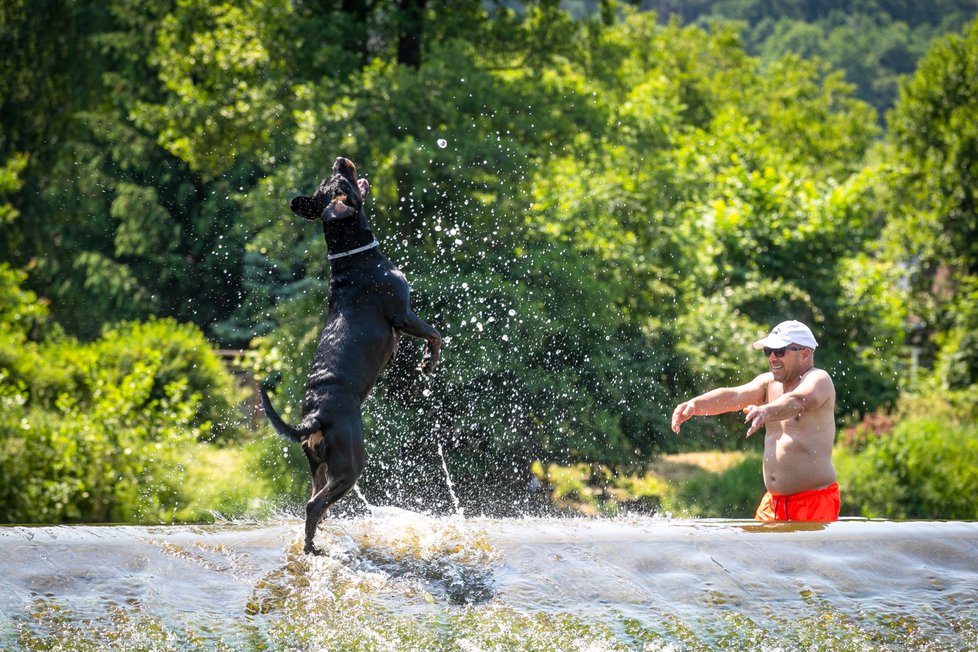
left=137, top=0, right=297, bottom=178
left=0, top=153, right=27, bottom=226
left=0, top=264, right=46, bottom=331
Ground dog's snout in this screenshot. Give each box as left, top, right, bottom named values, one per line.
left=333, top=156, right=357, bottom=177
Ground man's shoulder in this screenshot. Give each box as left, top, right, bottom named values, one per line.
left=802, top=367, right=837, bottom=406
left=748, top=371, right=775, bottom=387
left=806, top=367, right=834, bottom=383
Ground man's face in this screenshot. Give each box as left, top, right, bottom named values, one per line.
left=764, top=345, right=806, bottom=381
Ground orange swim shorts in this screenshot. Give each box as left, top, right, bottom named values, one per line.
left=754, top=482, right=840, bottom=522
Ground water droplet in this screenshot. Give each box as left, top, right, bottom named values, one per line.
left=437, top=138, right=448, bottom=149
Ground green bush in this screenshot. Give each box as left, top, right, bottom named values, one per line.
left=41, top=319, right=244, bottom=441
left=835, top=446, right=905, bottom=518
left=0, top=350, right=202, bottom=523
left=838, top=416, right=978, bottom=519
left=0, top=269, right=263, bottom=523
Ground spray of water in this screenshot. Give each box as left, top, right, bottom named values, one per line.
left=436, top=439, right=462, bottom=515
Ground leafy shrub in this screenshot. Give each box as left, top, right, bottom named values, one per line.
left=840, top=408, right=896, bottom=452
left=0, top=270, right=259, bottom=523
left=43, top=319, right=244, bottom=440
left=834, top=446, right=905, bottom=518
left=0, top=350, right=203, bottom=523
left=838, top=417, right=978, bottom=519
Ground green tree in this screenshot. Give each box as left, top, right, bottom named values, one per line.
left=885, top=18, right=978, bottom=392
left=527, top=12, right=898, bottom=435
left=0, top=0, right=251, bottom=342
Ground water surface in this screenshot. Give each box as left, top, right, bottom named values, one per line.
left=2, top=514, right=976, bottom=650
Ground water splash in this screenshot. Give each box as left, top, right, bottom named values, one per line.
left=4, top=519, right=978, bottom=650
left=436, top=439, right=463, bottom=515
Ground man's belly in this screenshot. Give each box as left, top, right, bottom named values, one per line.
left=763, top=433, right=837, bottom=495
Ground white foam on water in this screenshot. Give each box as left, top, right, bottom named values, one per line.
left=2, top=519, right=977, bottom=651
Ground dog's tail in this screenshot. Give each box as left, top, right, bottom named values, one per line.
left=259, top=385, right=319, bottom=443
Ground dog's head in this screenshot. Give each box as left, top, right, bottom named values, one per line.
left=290, top=157, right=369, bottom=223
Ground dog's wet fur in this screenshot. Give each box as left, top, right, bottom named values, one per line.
left=260, top=156, right=441, bottom=555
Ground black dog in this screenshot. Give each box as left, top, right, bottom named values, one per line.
left=260, top=156, right=441, bottom=555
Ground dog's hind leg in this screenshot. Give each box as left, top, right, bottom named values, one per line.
left=302, top=415, right=365, bottom=555
left=303, top=474, right=359, bottom=555
left=303, top=430, right=327, bottom=498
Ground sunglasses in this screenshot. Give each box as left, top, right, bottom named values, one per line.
left=763, top=345, right=806, bottom=358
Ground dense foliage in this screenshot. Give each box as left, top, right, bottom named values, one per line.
left=836, top=393, right=978, bottom=519
left=0, top=263, right=266, bottom=522
left=2, top=1, right=977, bottom=521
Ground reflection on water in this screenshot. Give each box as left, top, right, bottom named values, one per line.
left=2, top=515, right=976, bottom=650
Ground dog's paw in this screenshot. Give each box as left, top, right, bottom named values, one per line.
left=420, top=340, right=441, bottom=375
left=419, top=354, right=439, bottom=375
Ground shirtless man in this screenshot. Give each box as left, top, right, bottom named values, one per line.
left=671, top=320, right=840, bottom=522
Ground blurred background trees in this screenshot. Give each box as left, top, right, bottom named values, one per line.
left=1, top=0, right=976, bottom=520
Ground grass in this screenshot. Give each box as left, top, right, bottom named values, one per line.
left=175, top=443, right=278, bottom=522
left=531, top=451, right=755, bottom=518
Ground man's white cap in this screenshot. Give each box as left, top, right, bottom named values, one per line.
left=752, top=320, right=819, bottom=350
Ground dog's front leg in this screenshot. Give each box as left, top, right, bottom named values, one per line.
left=398, top=311, right=441, bottom=373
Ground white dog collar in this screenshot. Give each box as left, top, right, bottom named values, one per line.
left=327, top=239, right=380, bottom=261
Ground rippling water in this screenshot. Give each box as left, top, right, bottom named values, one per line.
left=2, top=512, right=976, bottom=650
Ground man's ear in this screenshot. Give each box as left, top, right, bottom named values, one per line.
left=290, top=195, right=320, bottom=221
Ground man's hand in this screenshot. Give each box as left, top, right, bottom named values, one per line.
left=671, top=401, right=695, bottom=433
left=743, top=405, right=765, bottom=437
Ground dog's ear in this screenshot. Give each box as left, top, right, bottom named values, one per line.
left=322, top=195, right=358, bottom=221
left=290, top=195, right=320, bottom=221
